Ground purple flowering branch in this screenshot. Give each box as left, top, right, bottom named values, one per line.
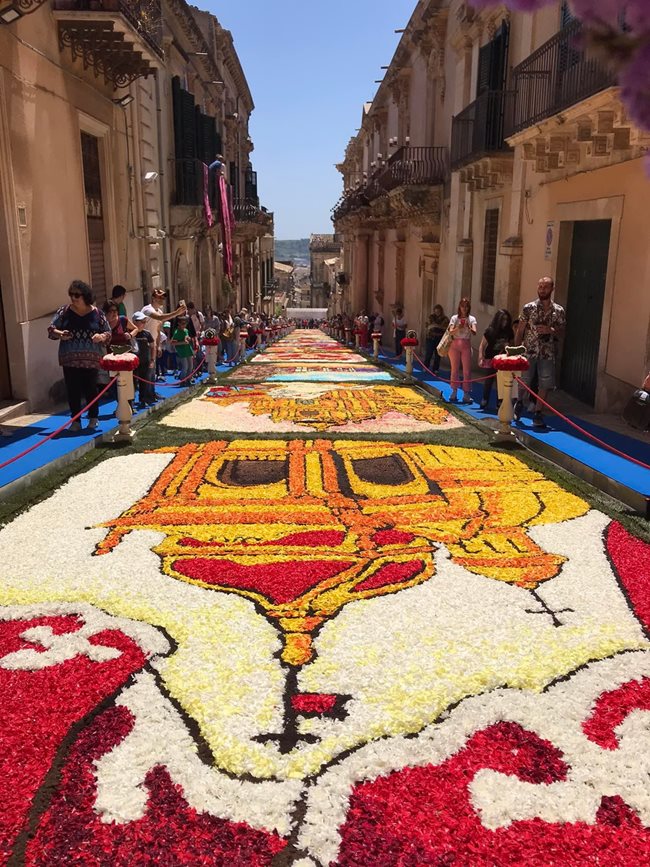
left=472, top=0, right=650, bottom=130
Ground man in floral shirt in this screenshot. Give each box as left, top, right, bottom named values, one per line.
left=514, top=276, right=566, bottom=429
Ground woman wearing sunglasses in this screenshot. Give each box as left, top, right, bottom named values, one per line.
left=48, top=280, right=111, bottom=431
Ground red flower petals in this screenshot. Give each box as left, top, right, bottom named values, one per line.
left=492, top=355, right=530, bottom=371
left=583, top=677, right=650, bottom=749
left=354, top=560, right=424, bottom=593
left=606, top=522, right=650, bottom=632
left=291, top=693, right=338, bottom=714
left=100, top=353, right=139, bottom=372
left=174, top=557, right=355, bottom=604
left=370, top=530, right=416, bottom=546
left=335, top=722, right=650, bottom=866
left=25, top=706, right=286, bottom=866
left=0, top=616, right=147, bottom=863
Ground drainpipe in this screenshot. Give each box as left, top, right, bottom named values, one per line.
left=154, top=70, right=171, bottom=297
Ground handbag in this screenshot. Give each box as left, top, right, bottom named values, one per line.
left=436, top=327, right=453, bottom=358
left=623, top=389, right=650, bottom=431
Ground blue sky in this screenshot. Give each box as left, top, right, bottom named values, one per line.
left=203, top=0, right=417, bottom=239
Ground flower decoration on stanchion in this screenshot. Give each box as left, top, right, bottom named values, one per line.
left=201, top=329, right=220, bottom=384
left=100, top=352, right=138, bottom=442
left=371, top=331, right=382, bottom=361
left=492, top=345, right=529, bottom=440
left=401, top=331, right=419, bottom=378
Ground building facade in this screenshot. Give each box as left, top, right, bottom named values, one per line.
left=0, top=0, right=272, bottom=410
left=309, top=233, right=342, bottom=309
left=333, top=0, right=650, bottom=411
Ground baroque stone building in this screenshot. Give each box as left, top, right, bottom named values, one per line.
left=309, top=233, right=341, bottom=309
left=333, top=0, right=650, bottom=411
left=0, top=0, right=273, bottom=410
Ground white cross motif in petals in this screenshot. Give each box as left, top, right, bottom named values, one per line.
left=0, top=625, right=122, bottom=670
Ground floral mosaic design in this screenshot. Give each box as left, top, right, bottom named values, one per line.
left=226, top=364, right=393, bottom=383
left=1, top=441, right=649, bottom=863
left=2, top=329, right=650, bottom=864
left=161, top=383, right=463, bottom=433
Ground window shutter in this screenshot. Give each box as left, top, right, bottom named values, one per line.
left=230, top=162, right=239, bottom=199
left=489, top=22, right=509, bottom=91
left=477, top=42, right=492, bottom=96
left=245, top=167, right=258, bottom=202
left=560, top=0, right=574, bottom=27
left=480, top=208, right=499, bottom=305
left=476, top=22, right=509, bottom=97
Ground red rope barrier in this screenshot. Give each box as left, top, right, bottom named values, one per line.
left=413, top=352, right=497, bottom=385
left=134, top=357, right=206, bottom=387
left=514, top=376, right=650, bottom=472
left=0, top=377, right=115, bottom=473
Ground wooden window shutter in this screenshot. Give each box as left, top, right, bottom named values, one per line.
left=480, top=208, right=499, bottom=305
left=477, top=42, right=492, bottom=96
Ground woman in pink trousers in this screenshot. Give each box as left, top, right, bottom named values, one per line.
left=447, top=297, right=477, bottom=403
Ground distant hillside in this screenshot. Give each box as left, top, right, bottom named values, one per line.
left=275, top=239, right=309, bottom=262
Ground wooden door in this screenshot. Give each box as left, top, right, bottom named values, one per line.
left=81, top=132, right=107, bottom=302
left=561, top=219, right=611, bottom=405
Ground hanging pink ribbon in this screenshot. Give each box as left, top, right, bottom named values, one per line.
left=202, top=163, right=214, bottom=228
left=218, top=174, right=233, bottom=279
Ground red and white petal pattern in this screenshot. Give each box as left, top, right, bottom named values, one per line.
left=1, top=338, right=649, bottom=867
left=297, top=652, right=650, bottom=864
left=0, top=606, right=168, bottom=863
left=25, top=705, right=288, bottom=867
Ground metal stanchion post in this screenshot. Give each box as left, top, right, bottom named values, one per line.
left=371, top=331, right=381, bottom=360
left=491, top=347, right=529, bottom=443
left=401, top=332, right=418, bottom=380
left=202, top=335, right=220, bottom=384
left=101, top=352, right=138, bottom=442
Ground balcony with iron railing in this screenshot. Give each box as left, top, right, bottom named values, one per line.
left=52, top=0, right=163, bottom=87
left=377, top=146, right=449, bottom=191
left=506, top=19, right=617, bottom=136
left=451, top=90, right=514, bottom=170
left=233, top=198, right=273, bottom=226
left=331, top=186, right=370, bottom=222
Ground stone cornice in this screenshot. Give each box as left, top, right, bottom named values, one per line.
left=333, top=186, right=442, bottom=232
left=167, top=1, right=254, bottom=113
left=507, top=88, right=650, bottom=179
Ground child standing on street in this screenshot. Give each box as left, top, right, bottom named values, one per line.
left=131, top=311, right=156, bottom=407
left=172, top=315, right=194, bottom=383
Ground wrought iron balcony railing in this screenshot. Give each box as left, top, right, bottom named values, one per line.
left=233, top=198, right=272, bottom=225
left=363, top=176, right=386, bottom=204
left=53, top=0, right=163, bottom=87
left=331, top=186, right=370, bottom=221
left=507, top=19, right=616, bottom=135
left=451, top=90, right=513, bottom=169
left=378, top=146, right=449, bottom=191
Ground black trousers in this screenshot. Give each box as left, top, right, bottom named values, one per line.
left=424, top=338, right=442, bottom=371
left=136, top=365, right=156, bottom=404
left=63, top=366, right=100, bottom=419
